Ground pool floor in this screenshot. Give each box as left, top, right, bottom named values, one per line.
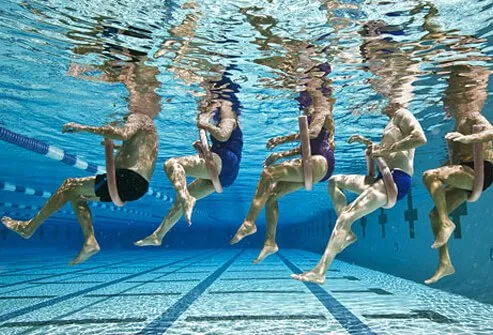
left=0, top=248, right=492, bottom=334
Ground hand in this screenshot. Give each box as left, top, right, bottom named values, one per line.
left=445, top=132, right=473, bottom=144
left=348, top=134, right=372, bottom=146
left=264, top=153, right=279, bottom=167
left=371, top=144, right=391, bottom=157
left=196, top=119, right=209, bottom=130
left=62, top=122, right=84, bottom=134
left=266, top=137, right=281, bottom=150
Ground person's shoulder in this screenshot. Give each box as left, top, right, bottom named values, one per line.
left=395, top=108, right=417, bottom=122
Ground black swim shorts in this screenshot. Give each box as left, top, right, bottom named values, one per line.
left=94, top=168, right=149, bottom=202
left=461, top=161, right=493, bottom=191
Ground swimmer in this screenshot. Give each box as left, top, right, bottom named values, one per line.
left=1, top=27, right=160, bottom=265
left=1, top=113, right=157, bottom=265
left=134, top=69, right=243, bottom=246
left=423, top=65, right=493, bottom=284
left=292, top=103, right=426, bottom=284
left=292, top=20, right=427, bottom=284
left=230, top=45, right=336, bottom=264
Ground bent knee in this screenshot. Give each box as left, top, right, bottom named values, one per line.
left=261, top=168, right=274, bottom=182
left=423, top=169, right=439, bottom=185
left=60, top=178, right=80, bottom=198
left=328, top=176, right=337, bottom=190
left=164, top=158, right=178, bottom=172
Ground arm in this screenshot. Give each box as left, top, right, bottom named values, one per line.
left=63, top=114, right=145, bottom=141
left=197, top=100, right=236, bottom=142
left=267, top=111, right=329, bottom=149
left=375, top=110, right=427, bottom=156
left=446, top=128, right=493, bottom=144
left=264, top=147, right=302, bottom=166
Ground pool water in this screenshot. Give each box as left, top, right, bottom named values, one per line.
left=1, top=0, right=493, bottom=334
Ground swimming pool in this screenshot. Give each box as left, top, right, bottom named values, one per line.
left=1, top=0, right=493, bottom=334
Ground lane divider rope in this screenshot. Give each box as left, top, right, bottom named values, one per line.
left=0, top=126, right=172, bottom=203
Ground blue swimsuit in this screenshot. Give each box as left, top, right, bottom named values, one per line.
left=210, top=125, right=243, bottom=188
left=208, top=71, right=243, bottom=188
left=375, top=169, right=412, bottom=201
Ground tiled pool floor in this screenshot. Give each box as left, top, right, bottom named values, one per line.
left=0, top=248, right=492, bottom=334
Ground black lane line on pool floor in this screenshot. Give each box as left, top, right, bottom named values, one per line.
left=0, top=318, right=147, bottom=328
left=208, top=290, right=307, bottom=294
left=331, top=288, right=393, bottom=295
left=137, top=250, right=244, bottom=335
left=363, top=310, right=456, bottom=324
left=185, top=315, right=326, bottom=322
left=0, top=252, right=207, bottom=324
left=85, top=293, right=182, bottom=297
left=278, top=253, right=377, bottom=335
left=0, top=257, right=143, bottom=289
left=13, top=251, right=222, bottom=335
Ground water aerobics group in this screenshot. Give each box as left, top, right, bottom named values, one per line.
left=2, top=18, right=493, bottom=287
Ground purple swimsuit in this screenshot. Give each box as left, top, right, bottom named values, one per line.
left=296, top=62, right=335, bottom=182
left=305, top=116, right=335, bottom=182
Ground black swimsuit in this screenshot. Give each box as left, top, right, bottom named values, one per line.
left=461, top=161, right=493, bottom=191
left=94, top=169, right=149, bottom=202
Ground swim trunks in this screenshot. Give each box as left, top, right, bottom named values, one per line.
left=461, top=161, right=493, bottom=191
left=94, top=168, right=149, bottom=202
left=375, top=169, right=411, bottom=201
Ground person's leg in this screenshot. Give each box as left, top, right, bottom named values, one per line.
left=231, top=156, right=327, bottom=244
left=253, top=181, right=304, bottom=264
left=164, top=154, right=221, bottom=225
left=328, top=174, right=371, bottom=216
left=425, top=188, right=469, bottom=284
left=69, top=199, right=100, bottom=265
left=134, top=179, right=215, bottom=247
left=292, top=180, right=387, bottom=284
left=2, top=176, right=97, bottom=239
left=423, top=165, right=473, bottom=248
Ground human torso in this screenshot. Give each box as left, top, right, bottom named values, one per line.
left=308, top=114, right=331, bottom=155
left=210, top=114, right=243, bottom=157
left=115, top=118, right=158, bottom=181
left=380, top=115, right=414, bottom=175
left=454, top=114, right=493, bottom=164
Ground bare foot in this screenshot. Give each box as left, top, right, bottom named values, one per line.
left=134, top=233, right=162, bottom=247
left=180, top=195, right=196, bottom=226
left=431, top=219, right=455, bottom=249
left=424, top=263, right=455, bottom=285
left=1, top=217, right=34, bottom=239
left=69, top=242, right=100, bottom=266
left=230, top=221, right=257, bottom=245
left=291, top=270, right=325, bottom=285
left=253, top=244, right=279, bottom=264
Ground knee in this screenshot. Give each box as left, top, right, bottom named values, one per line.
left=261, top=168, right=274, bottom=183
left=328, top=177, right=337, bottom=192
left=164, top=158, right=177, bottom=173
left=60, top=178, right=77, bottom=198
left=423, top=170, right=438, bottom=187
